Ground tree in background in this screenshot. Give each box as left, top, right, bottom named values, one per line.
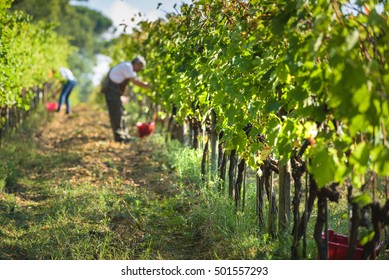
left=10, top=0, right=113, bottom=101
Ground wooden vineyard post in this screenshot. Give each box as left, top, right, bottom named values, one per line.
left=347, top=200, right=360, bottom=259
left=381, top=119, right=388, bottom=200
left=303, top=171, right=308, bottom=258
left=278, top=160, right=291, bottom=235
left=386, top=177, right=389, bottom=199
left=256, top=172, right=265, bottom=229
left=201, top=138, right=209, bottom=182
left=243, top=165, right=247, bottom=210
left=166, top=114, right=174, bottom=142
left=234, top=158, right=246, bottom=208
left=210, top=109, right=218, bottom=183
left=266, top=166, right=277, bottom=238
left=314, top=190, right=328, bottom=260
left=218, top=131, right=227, bottom=191
left=228, top=150, right=237, bottom=199
left=5, top=107, right=9, bottom=133
left=269, top=184, right=277, bottom=238
left=191, top=117, right=200, bottom=149
left=291, top=157, right=305, bottom=259
left=315, top=185, right=339, bottom=259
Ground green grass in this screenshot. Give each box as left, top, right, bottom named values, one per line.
left=1, top=179, right=136, bottom=259
left=147, top=135, right=299, bottom=259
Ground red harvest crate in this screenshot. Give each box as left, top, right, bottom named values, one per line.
left=136, top=121, right=155, bottom=137
left=323, top=229, right=382, bottom=260
left=45, top=102, right=58, bottom=112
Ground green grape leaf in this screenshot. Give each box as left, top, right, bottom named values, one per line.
left=309, top=146, right=338, bottom=188
left=349, top=142, right=370, bottom=169
left=370, top=146, right=389, bottom=176
left=359, top=231, right=375, bottom=246
left=352, top=193, right=371, bottom=208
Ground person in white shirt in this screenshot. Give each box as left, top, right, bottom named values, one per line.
left=101, top=56, right=151, bottom=142
left=56, top=67, right=77, bottom=114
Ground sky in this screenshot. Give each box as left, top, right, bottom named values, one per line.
left=71, top=0, right=386, bottom=37
left=70, top=0, right=192, bottom=36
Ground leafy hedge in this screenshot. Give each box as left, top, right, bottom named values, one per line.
left=0, top=0, right=72, bottom=113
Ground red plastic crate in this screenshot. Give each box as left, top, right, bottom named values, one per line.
left=45, top=102, right=58, bottom=112
left=323, top=229, right=382, bottom=260
left=136, top=121, right=155, bottom=137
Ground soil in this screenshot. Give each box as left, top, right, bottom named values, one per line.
left=36, top=105, right=174, bottom=196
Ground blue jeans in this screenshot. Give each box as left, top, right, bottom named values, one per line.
left=57, top=80, right=76, bottom=113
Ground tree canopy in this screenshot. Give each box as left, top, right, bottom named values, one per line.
left=11, top=0, right=112, bottom=53
left=10, top=0, right=113, bottom=101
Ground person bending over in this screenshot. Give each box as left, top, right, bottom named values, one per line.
left=56, top=67, right=77, bottom=114
left=101, top=56, right=151, bottom=143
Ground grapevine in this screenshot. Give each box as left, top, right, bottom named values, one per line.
left=107, top=0, right=389, bottom=259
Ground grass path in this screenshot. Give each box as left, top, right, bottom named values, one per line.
left=0, top=104, right=205, bottom=259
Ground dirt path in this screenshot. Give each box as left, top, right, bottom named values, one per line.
left=36, top=105, right=174, bottom=196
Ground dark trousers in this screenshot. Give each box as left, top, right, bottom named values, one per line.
left=104, top=90, right=125, bottom=142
